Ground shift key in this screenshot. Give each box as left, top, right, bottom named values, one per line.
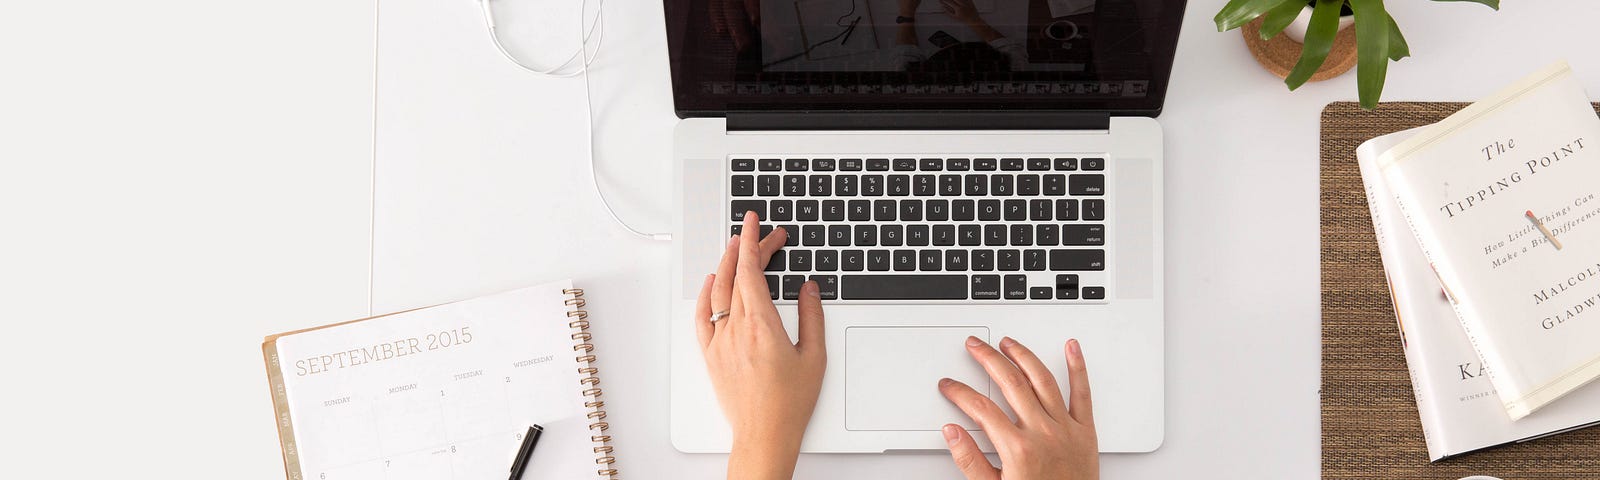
left=1049, top=249, right=1105, bottom=271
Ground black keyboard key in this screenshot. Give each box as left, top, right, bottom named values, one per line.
left=913, top=175, right=936, bottom=196
left=779, top=224, right=799, bottom=246
left=971, top=249, right=994, bottom=271
left=1027, top=158, right=1051, bottom=171
left=926, top=199, right=949, bottom=221
left=733, top=158, right=756, bottom=171
left=842, top=250, right=865, bottom=271
left=765, top=250, right=785, bottom=272
left=822, top=200, right=846, bottom=221
left=939, top=175, right=961, bottom=196
left=770, top=200, right=793, bottom=221
left=933, top=224, right=956, bottom=246
left=998, top=249, right=1021, bottom=271
left=787, top=158, right=809, bottom=171
left=975, top=158, right=998, bottom=171
left=840, top=159, right=863, bottom=171
left=919, top=250, right=942, bottom=271
left=867, top=250, right=891, bottom=271
left=759, top=158, right=782, bottom=171
left=1038, top=224, right=1059, bottom=246
left=784, top=175, right=806, bottom=196
left=953, top=200, right=976, bottom=221
left=1010, top=224, right=1033, bottom=246
left=1062, top=224, right=1105, bottom=245
left=1004, top=275, right=1028, bottom=299
left=1029, top=199, right=1052, bottom=221
left=757, top=175, right=780, bottom=196
left=842, top=275, right=967, bottom=300
left=796, top=200, right=819, bottom=221
left=836, top=175, right=858, bottom=196
left=965, top=175, right=988, bottom=196
left=813, top=275, right=839, bottom=300
left=881, top=225, right=905, bottom=246
left=766, top=275, right=780, bottom=299
left=1083, top=286, right=1106, bottom=299
left=1069, top=174, right=1105, bottom=196
left=888, top=175, right=910, bottom=196
left=958, top=224, right=982, bottom=246
left=1023, top=249, right=1047, bottom=271
left=920, top=158, right=943, bottom=171
left=732, top=175, right=754, bottom=196
left=1084, top=199, right=1105, bottom=221
left=731, top=200, right=765, bottom=221
left=1004, top=199, right=1027, bottom=221
left=945, top=250, right=968, bottom=271
left=810, top=175, right=831, bottom=196
left=814, top=158, right=836, bottom=171
left=874, top=199, right=897, bottom=221
left=854, top=225, right=877, bottom=246
left=802, top=225, right=825, bottom=246
left=827, top=225, right=851, bottom=246
left=1030, top=286, right=1053, bottom=300
left=1001, top=158, right=1025, bottom=171
left=907, top=225, right=930, bottom=246
left=984, top=224, right=1007, bottom=246
left=1056, top=199, right=1079, bottom=221
left=1054, top=158, right=1078, bottom=171
left=848, top=200, right=871, bottom=221
left=1018, top=174, right=1040, bottom=195
left=862, top=175, right=884, bottom=196
left=990, top=175, right=1014, bottom=196
left=816, top=251, right=838, bottom=272
left=1043, top=174, right=1066, bottom=196
left=971, top=275, right=1001, bottom=299
left=1049, top=249, right=1105, bottom=271
left=790, top=250, right=813, bottom=271
left=893, top=250, right=916, bottom=271
left=948, top=158, right=970, bottom=171
left=1082, top=157, right=1105, bottom=171
left=978, top=200, right=1001, bottom=221
left=893, top=158, right=917, bottom=171
left=900, top=200, right=923, bottom=221
left=782, top=275, right=804, bottom=299
left=866, top=158, right=891, bottom=171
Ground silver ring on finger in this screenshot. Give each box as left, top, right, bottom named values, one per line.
left=709, top=310, right=731, bottom=323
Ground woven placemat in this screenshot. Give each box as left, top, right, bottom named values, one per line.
left=1321, top=101, right=1600, bottom=479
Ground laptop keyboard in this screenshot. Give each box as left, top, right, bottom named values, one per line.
left=728, top=156, right=1108, bottom=303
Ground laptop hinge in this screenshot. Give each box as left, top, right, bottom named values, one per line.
left=726, top=111, right=1111, bottom=132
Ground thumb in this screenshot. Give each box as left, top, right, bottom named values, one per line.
left=943, top=424, right=1000, bottom=480
left=795, top=280, right=827, bottom=355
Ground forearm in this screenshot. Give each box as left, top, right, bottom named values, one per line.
left=727, top=433, right=803, bottom=480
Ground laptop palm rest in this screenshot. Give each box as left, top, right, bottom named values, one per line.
left=845, top=326, right=992, bottom=431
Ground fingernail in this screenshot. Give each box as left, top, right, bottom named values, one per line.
left=804, top=280, right=820, bottom=297
left=1000, top=336, right=1016, bottom=348
left=938, top=377, right=953, bottom=388
left=705, top=273, right=715, bottom=283
left=746, top=210, right=760, bottom=221
left=965, top=336, right=983, bottom=347
left=942, top=424, right=960, bottom=445
left=1069, top=339, right=1082, bottom=356
left=728, top=234, right=740, bottom=247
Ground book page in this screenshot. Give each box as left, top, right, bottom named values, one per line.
left=271, top=282, right=598, bottom=480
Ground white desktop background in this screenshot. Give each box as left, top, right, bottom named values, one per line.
left=4, top=0, right=1600, bottom=478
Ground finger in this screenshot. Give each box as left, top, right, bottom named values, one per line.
left=735, top=213, right=777, bottom=319
left=711, top=234, right=740, bottom=320
left=998, top=337, right=1069, bottom=423
left=709, top=0, right=727, bottom=33
left=693, top=274, right=715, bottom=350
left=741, top=0, right=759, bottom=24
left=727, top=0, right=754, bottom=51
left=795, top=281, right=826, bottom=355
left=1066, top=339, right=1095, bottom=427
left=938, top=378, right=1017, bottom=438
left=965, top=336, right=1047, bottom=424
left=942, top=424, right=1000, bottom=480
left=756, top=227, right=788, bottom=270
left=940, top=0, right=957, bottom=13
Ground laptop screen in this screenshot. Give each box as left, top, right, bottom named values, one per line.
left=664, top=0, right=1186, bottom=117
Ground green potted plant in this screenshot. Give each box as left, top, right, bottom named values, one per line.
left=1214, top=0, right=1499, bottom=109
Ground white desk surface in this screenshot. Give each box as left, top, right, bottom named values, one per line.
left=5, top=0, right=1600, bottom=478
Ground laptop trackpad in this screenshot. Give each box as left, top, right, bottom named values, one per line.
left=845, top=326, right=991, bottom=431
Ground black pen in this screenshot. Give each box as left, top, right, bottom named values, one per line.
left=508, top=425, right=544, bottom=480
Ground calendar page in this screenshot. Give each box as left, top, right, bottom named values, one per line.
left=269, top=282, right=601, bottom=480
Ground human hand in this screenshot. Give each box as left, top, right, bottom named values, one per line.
left=897, top=0, right=922, bottom=17
left=939, top=0, right=981, bottom=25
left=694, top=213, right=827, bottom=480
left=939, top=338, right=1098, bottom=480
left=709, top=0, right=760, bottom=52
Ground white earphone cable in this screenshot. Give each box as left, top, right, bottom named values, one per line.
left=478, top=0, right=671, bottom=241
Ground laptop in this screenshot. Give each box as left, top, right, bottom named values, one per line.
left=666, top=0, right=1185, bottom=453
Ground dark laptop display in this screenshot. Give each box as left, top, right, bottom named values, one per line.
left=664, top=0, right=1186, bottom=117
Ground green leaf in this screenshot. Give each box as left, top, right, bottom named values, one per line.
left=1386, top=12, right=1409, bottom=61
left=1351, top=0, right=1390, bottom=109
left=1284, top=0, right=1342, bottom=91
left=1431, top=0, right=1499, bottom=10
left=1258, top=0, right=1306, bottom=40
left=1215, top=0, right=1297, bottom=32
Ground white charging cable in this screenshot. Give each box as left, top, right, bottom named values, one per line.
left=478, top=0, right=673, bottom=241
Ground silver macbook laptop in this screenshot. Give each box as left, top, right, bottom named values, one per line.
left=665, top=0, right=1185, bottom=453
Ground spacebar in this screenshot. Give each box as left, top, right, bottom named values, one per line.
left=842, top=275, right=967, bottom=300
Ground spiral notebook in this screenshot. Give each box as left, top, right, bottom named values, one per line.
left=262, top=280, right=617, bottom=480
